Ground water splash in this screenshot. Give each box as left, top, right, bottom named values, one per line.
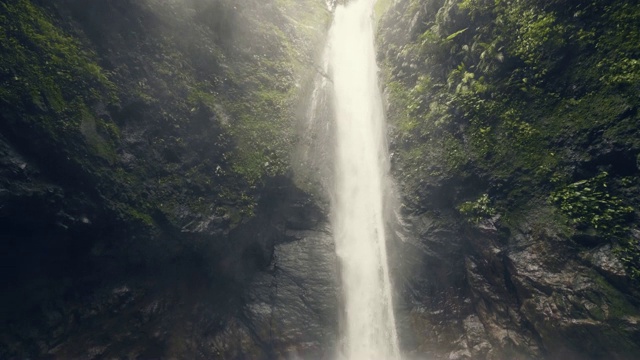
left=328, top=0, right=401, bottom=358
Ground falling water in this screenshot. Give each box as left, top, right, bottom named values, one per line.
left=328, top=0, right=401, bottom=358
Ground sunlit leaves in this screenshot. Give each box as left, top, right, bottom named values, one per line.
left=457, top=193, right=496, bottom=224
left=549, top=173, right=640, bottom=279
left=550, top=172, right=634, bottom=234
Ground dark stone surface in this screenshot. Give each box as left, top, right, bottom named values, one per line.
left=391, top=204, right=640, bottom=359
left=0, top=0, right=335, bottom=358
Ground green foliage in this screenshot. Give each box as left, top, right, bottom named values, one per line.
left=379, top=0, right=640, bottom=286
left=381, top=0, right=640, bottom=219
left=593, top=2, right=640, bottom=87
left=457, top=193, right=496, bottom=224
left=445, top=28, right=468, bottom=42
left=550, top=172, right=633, bottom=234
left=502, top=4, right=566, bottom=80
left=550, top=172, right=640, bottom=280
left=379, top=0, right=640, bottom=288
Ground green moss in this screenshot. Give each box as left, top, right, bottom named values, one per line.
left=0, top=0, right=330, bottom=237
left=187, top=87, right=218, bottom=110
left=0, top=0, right=118, bottom=156
left=78, top=105, right=118, bottom=164
left=123, top=206, right=155, bottom=227
left=217, top=66, right=294, bottom=185
left=182, top=0, right=328, bottom=192
left=591, top=271, right=639, bottom=319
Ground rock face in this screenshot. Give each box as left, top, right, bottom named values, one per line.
left=7, top=185, right=338, bottom=360
left=378, top=0, right=640, bottom=358
left=394, top=207, right=640, bottom=360
left=0, top=0, right=339, bottom=358
left=237, top=221, right=339, bottom=359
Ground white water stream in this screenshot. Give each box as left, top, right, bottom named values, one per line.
left=328, top=0, right=401, bottom=358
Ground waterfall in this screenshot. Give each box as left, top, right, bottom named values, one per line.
left=327, top=0, right=401, bottom=358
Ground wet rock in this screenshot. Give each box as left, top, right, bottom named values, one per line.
left=393, top=211, right=476, bottom=359
left=390, top=191, right=640, bottom=359
left=462, top=315, right=492, bottom=356
left=0, top=0, right=332, bottom=357
left=581, top=244, right=627, bottom=281
left=237, top=226, right=338, bottom=359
